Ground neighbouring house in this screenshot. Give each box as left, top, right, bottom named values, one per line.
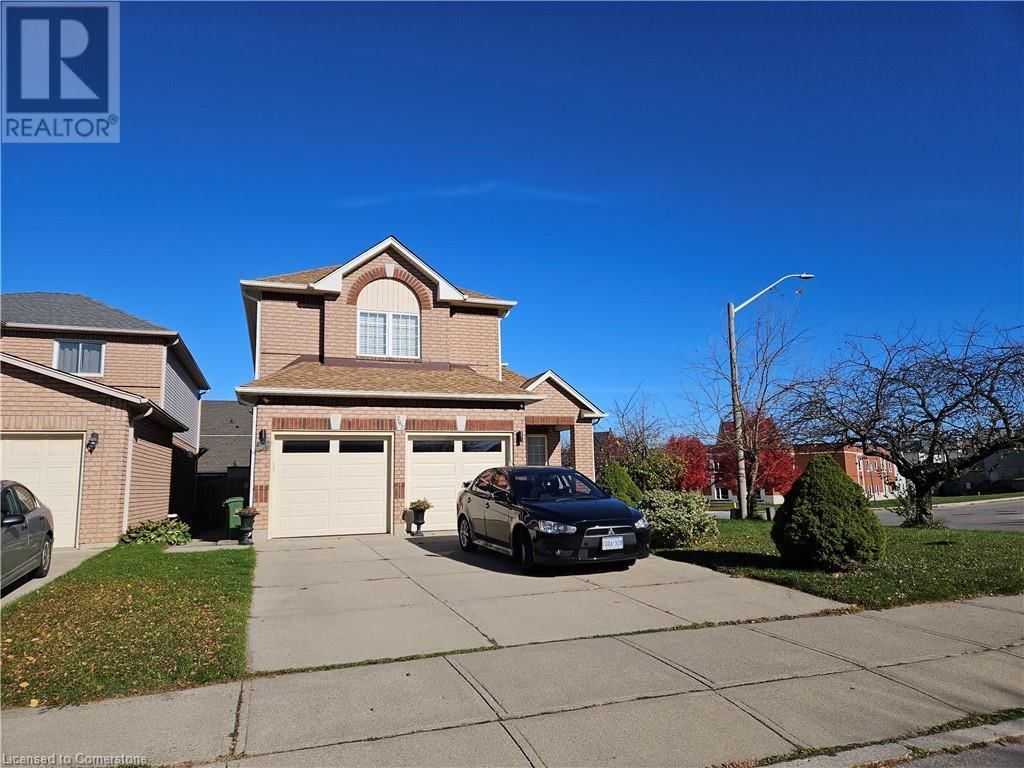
left=938, top=449, right=1024, bottom=496
left=0, top=293, right=208, bottom=546
left=235, top=236, right=606, bottom=540
left=194, top=400, right=253, bottom=532
left=793, top=444, right=905, bottom=500
left=704, top=455, right=786, bottom=506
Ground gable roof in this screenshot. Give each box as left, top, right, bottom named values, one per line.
left=1, top=292, right=173, bottom=334
left=0, top=352, right=187, bottom=432
left=236, top=359, right=543, bottom=403
left=501, top=366, right=607, bottom=419
left=198, top=400, right=253, bottom=473
left=0, top=292, right=210, bottom=390
left=243, top=236, right=515, bottom=307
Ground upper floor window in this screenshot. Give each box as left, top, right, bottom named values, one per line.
left=356, top=279, right=420, bottom=358
left=54, top=340, right=104, bottom=375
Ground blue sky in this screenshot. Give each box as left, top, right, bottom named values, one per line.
left=3, top=2, right=1021, bottom=426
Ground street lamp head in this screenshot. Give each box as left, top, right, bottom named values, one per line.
left=798, top=273, right=815, bottom=280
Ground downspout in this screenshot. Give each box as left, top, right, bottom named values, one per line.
left=122, top=406, right=153, bottom=533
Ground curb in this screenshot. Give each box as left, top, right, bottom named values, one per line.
left=771, top=718, right=1024, bottom=768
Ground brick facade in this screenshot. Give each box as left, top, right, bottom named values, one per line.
left=1, top=365, right=133, bottom=544
left=1, top=328, right=165, bottom=402
left=257, top=248, right=502, bottom=381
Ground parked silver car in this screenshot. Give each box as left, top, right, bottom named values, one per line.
left=1, top=480, right=54, bottom=590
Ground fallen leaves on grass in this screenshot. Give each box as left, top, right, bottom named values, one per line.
left=1, top=544, right=253, bottom=708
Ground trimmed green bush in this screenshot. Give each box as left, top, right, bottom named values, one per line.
left=599, top=461, right=643, bottom=507
left=771, top=456, right=885, bottom=570
left=120, top=518, right=192, bottom=546
left=638, top=489, right=719, bottom=549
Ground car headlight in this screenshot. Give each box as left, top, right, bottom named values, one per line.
left=634, top=516, right=649, bottom=530
left=535, top=520, right=577, bottom=535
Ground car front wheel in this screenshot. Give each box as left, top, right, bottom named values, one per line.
left=33, top=535, right=52, bottom=579
left=458, top=516, right=477, bottom=552
left=516, top=530, right=536, bottom=575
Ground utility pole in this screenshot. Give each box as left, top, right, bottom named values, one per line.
left=727, top=273, right=815, bottom=518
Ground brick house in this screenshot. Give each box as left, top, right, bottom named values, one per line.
left=0, top=293, right=208, bottom=546
left=793, top=445, right=904, bottom=499
left=235, top=236, right=606, bottom=539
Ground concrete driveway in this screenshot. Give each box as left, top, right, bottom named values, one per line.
left=1, top=546, right=109, bottom=606
left=248, top=534, right=843, bottom=672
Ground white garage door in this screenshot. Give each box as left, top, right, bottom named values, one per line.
left=406, top=436, right=510, bottom=532
left=272, top=436, right=390, bottom=538
left=0, top=434, right=83, bottom=548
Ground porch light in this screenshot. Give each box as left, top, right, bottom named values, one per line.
left=515, top=431, right=523, bottom=446
left=86, top=432, right=99, bottom=453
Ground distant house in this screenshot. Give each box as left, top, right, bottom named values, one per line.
left=793, top=444, right=904, bottom=500
left=939, top=449, right=1024, bottom=495
left=195, top=400, right=253, bottom=531
left=0, top=292, right=208, bottom=546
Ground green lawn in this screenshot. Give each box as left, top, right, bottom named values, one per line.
left=660, top=520, right=1024, bottom=609
left=869, top=491, right=1024, bottom=508
left=1, top=544, right=254, bottom=708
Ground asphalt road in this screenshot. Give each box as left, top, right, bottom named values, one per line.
left=875, top=497, right=1024, bottom=531
left=901, top=741, right=1024, bottom=768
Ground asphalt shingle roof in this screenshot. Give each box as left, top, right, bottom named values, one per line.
left=1, top=293, right=171, bottom=333
left=198, top=401, right=253, bottom=473
left=240, top=360, right=537, bottom=398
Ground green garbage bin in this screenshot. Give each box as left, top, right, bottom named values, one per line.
left=223, top=497, right=245, bottom=539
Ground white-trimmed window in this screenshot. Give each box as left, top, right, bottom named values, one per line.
left=713, top=486, right=730, bottom=501
left=54, top=340, right=105, bottom=375
left=356, top=278, right=421, bottom=359
left=526, top=434, right=548, bottom=466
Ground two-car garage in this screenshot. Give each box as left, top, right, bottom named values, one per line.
left=269, top=433, right=511, bottom=538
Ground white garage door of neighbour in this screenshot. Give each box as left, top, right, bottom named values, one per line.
left=406, top=436, right=510, bottom=532
left=0, top=434, right=83, bottom=548
left=272, top=437, right=389, bottom=537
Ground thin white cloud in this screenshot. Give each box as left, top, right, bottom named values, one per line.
left=337, top=181, right=600, bottom=208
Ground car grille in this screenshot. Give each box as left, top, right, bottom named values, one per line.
left=583, top=525, right=635, bottom=537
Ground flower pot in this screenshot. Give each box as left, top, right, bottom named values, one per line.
left=409, top=508, right=427, bottom=535
left=238, top=511, right=258, bottom=545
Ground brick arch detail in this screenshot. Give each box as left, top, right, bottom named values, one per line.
left=346, top=268, right=433, bottom=309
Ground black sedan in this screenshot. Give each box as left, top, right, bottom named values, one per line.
left=456, top=466, right=650, bottom=573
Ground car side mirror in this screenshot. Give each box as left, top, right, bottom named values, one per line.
left=492, top=490, right=511, bottom=503
left=462, top=481, right=470, bottom=488
left=600, top=486, right=615, bottom=498
left=1, top=513, right=26, bottom=527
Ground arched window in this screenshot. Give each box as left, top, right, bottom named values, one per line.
left=356, top=279, right=421, bottom=358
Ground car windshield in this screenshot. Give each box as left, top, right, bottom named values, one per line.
left=509, top=469, right=606, bottom=502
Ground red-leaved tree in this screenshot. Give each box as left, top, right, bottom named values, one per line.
left=712, top=416, right=799, bottom=502
left=665, top=435, right=713, bottom=491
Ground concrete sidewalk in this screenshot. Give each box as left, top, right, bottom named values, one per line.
left=2, top=594, right=1021, bottom=768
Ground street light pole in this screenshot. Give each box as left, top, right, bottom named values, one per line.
left=727, top=301, right=748, bottom=518
left=727, top=273, right=815, bottom=519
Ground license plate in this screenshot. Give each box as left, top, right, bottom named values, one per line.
left=601, top=535, right=624, bottom=551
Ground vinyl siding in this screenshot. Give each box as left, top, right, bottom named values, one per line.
left=164, top=351, right=200, bottom=448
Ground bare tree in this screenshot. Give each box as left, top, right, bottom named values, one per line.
left=610, top=389, right=679, bottom=490
left=686, top=302, right=810, bottom=515
left=790, top=325, right=1024, bottom=524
